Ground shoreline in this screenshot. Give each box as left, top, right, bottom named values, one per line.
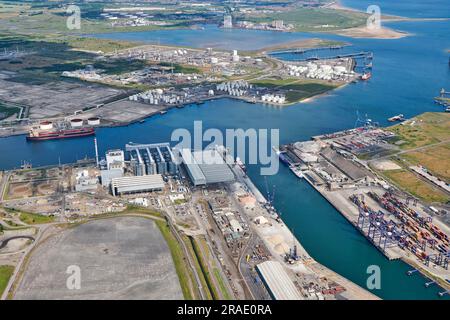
left=0, top=80, right=348, bottom=139
left=327, top=0, right=450, bottom=39
left=301, top=171, right=450, bottom=292
left=279, top=130, right=450, bottom=294
left=231, top=155, right=379, bottom=299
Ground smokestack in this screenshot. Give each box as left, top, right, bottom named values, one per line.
left=94, top=138, right=99, bottom=168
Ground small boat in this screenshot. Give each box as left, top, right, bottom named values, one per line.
left=160, top=110, right=167, bottom=115
left=361, top=72, right=372, bottom=81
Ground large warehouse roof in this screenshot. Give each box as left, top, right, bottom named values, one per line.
left=256, top=261, right=302, bottom=300
left=180, top=149, right=235, bottom=186
left=193, top=150, right=235, bottom=184
left=111, top=175, right=165, bottom=196
left=180, top=149, right=206, bottom=186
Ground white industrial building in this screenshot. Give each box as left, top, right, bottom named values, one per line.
left=111, top=175, right=165, bottom=196
left=179, top=149, right=235, bottom=186
left=287, top=62, right=355, bottom=81
left=256, top=261, right=302, bottom=300
left=106, top=149, right=125, bottom=171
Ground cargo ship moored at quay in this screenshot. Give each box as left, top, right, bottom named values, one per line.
left=26, top=127, right=95, bottom=141
left=26, top=120, right=97, bottom=141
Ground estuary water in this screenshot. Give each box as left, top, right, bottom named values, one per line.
left=1, top=2, right=450, bottom=299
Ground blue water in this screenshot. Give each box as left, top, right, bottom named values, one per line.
left=92, top=24, right=312, bottom=51
left=2, top=2, right=450, bottom=299
left=341, top=0, right=450, bottom=19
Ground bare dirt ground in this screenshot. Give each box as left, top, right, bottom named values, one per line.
left=371, top=159, right=402, bottom=171
left=13, top=217, right=183, bottom=300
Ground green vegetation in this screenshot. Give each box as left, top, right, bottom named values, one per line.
left=183, top=236, right=212, bottom=300
left=3, top=219, right=20, bottom=228
left=241, top=7, right=368, bottom=32
left=18, top=211, right=54, bottom=225
left=94, top=59, right=150, bottom=75
left=383, top=168, right=449, bottom=204
left=158, top=62, right=202, bottom=74
left=0, top=102, right=20, bottom=120
left=401, top=143, right=450, bottom=183
left=155, top=220, right=195, bottom=300
left=213, top=268, right=232, bottom=300
left=189, top=236, right=219, bottom=300
left=388, top=112, right=450, bottom=150
left=0, top=265, right=14, bottom=297
left=374, top=112, right=450, bottom=204
left=251, top=79, right=338, bottom=103
left=0, top=6, right=172, bottom=36
left=121, top=205, right=163, bottom=218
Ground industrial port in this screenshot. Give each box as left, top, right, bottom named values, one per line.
left=0, top=39, right=369, bottom=139
left=0, top=140, right=378, bottom=300
left=279, top=119, right=450, bottom=296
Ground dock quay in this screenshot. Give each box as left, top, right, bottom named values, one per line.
left=303, top=173, right=402, bottom=261
left=226, top=152, right=379, bottom=300
left=278, top=127, right=450, bottom=291
left=269, top=45, right=349, bottom=55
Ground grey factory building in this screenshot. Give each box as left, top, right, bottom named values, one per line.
left=126, top=143, right=178, bottom=176
left=180, top=148, right=235, bottom=186
left=111, top=175, right=165, bottom=196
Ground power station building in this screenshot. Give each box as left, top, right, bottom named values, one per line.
left=100, top=149, right=125, bottom=187
left=180, top=148, right=235, bottom=186
left=126, top=143, right=178, bottom=176
left=106, top=149, right=125, bottom=171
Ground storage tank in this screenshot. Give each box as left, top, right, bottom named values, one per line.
left=40, top=121, right=53, bottom=130
left=88, top=117, right=100, bottom=126
left=70, top=118, right=83, bottom=128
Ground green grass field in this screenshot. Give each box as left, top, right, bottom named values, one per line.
left=18, top=212, right=54, bottom=225
left=378, top=112, right=450, bottom=204
left=0, top=265, right=14, bottom=297
left=383, top=169, right=449, bottom=204
left=388, top=112, right=450, bottom=150
left=190, top=236, right=219, bottom=300
left=242, top=7, right=367, bottom=32
left=251, top=79, right=337, bottom=103
left=155, top=220, right=196, bottom=300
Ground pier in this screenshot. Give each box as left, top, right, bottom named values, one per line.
left=270, top=45, right=348, bottom=55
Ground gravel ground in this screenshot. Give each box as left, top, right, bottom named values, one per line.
left=14, top=217, right=183, bottom=300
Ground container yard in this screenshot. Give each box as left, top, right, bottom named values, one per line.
left=280, top=125, right=450, bottom=293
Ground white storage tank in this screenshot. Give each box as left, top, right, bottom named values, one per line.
left=70, top=118, right=83, bottom=128
left=88, top=117, right=100, bottom=126
left=40, top=121, right=53, bottom=130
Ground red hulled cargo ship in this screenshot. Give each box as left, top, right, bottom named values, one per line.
left=26, top=126, right=95, bottom=141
